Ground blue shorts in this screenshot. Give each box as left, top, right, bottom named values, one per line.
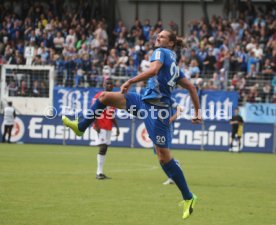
left=125, top=93, right=173, bottom=148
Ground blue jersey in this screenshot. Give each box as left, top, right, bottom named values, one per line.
left=141, top=48, right=184, bottom=107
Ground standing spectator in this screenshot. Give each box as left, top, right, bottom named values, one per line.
left=113, top=20, right=124, bottom=39
left=247, top=84, right=259, bottom=103
left=262, top=58, right=274, bottom=80
left=8, top=79, right=18, bottom=96
left=65, top=29, right=76, bottom=49
left=246, top=64, right=258, bottom=79
left=140, top=53, right=150, bottom=72
left=55, top=55, right=65, bottom=86
left=126, top=58, right=138, bottom=77
left=189, top=59, right=202, bottom=87
left=31, top=80, right=41, bottom=97
left=142, top=19, right=151, bottom=42
left=53, top=31, right=64, bottom=53
left=2, top=101, right=16, bottom=143
left=262, top=82, right=272, bottom=103
left=203, top=49, right=216, bottom=75
left=154, top=20, right=163, bottom=30
left=247, top=51, right=258, bottom=74
left=17, top=80, right=29, bottom=96
left=272, top=76, right=276, bottom=94
left=169, top=21, right=179, bottom=35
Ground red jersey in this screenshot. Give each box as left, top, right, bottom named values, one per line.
left=92, top=92, right=115, bottom=131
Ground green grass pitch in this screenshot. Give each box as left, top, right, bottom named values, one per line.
left=0, top=144, right=276, bottom=225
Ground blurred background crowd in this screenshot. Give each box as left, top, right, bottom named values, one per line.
left=0, top=0, right=275, bottom=104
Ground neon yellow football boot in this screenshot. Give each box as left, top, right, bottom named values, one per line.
left=179, top=194, right=198, bottom=219
left=62, top=116, right=84, bottom=136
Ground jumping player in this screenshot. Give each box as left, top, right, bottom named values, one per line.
left=62, top=30, right=201, bottom=219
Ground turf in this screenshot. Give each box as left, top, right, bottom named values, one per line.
left=0, top=144, right=275, bottom=225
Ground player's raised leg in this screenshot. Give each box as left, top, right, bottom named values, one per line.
left=62, top=92, right=126, bottom=136
left=155, top=145, right=197, bottom=219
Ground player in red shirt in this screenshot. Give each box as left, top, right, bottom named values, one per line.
left=92, top=78, right=120, bottom=180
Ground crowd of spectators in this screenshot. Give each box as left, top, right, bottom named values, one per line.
left=5, top=69, right=49, bottom=97
left=0, top=0, right=275, bottom=103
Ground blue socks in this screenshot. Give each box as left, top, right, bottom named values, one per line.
left=161, top=159, right=193, bottom=200
left=160, top=162, right=172, bottom=179
left=78, top=99, right=106, bottom=132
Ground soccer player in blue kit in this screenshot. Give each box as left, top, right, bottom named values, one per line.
left=62, top=30, right=202, bottom=219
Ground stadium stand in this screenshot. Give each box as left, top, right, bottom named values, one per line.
left=0, top=0, right=275, bottom=104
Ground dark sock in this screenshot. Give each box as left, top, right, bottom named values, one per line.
left=78, top=99, right=106, bottom=132
left=160, top=162, right=172, bottom=179
left=161, top=159, right=192, bottom=200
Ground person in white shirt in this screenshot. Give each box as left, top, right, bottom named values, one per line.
left=2, top=102, right=16, bottom=143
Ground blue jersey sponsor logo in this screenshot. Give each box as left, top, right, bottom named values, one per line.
left=142, top=48, right=184, bottom=106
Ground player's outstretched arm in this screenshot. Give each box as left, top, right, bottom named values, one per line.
left=121, top=61, right=163, bottom=93
left=177, top=77, right=201, bottom=124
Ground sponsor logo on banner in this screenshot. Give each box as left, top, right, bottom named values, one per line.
left=172, top=123, right=271, bottom=149
left=0, top=115, right=273, bottom=153
left=54, top=87, right=238, bottom=121
left=136, top=123, right=153, bottom=148
left=1, top=117, right=25, bottom=142
left=174, top=91, right=237, bottom=120
left=245, top=103, right=276, bottom=123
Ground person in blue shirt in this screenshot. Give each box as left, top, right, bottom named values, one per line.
left=142, top=19, right=151, bottom=42
left=62, top=30, right=201, bottom=219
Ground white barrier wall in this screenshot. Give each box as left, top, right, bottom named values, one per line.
left=1, top=65, right=54, bottom=115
